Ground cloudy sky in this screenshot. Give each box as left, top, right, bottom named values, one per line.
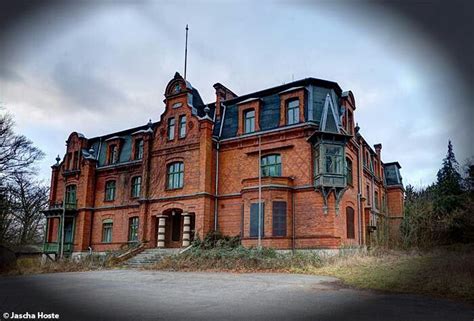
left=0, top=1, right=471, bottom=187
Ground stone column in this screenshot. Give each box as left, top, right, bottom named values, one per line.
left=157, top=215, right=167, bottom=248
left=182, top=213, right=191, bottom=247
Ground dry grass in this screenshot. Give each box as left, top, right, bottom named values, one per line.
left=3, top=255, right=115, bottom=276
left=150, top=244, right=474, bottom=303
left=303, top=244, right=474, bottom=303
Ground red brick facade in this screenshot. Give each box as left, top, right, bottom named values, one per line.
left=43, top=74, right=404, bottom=255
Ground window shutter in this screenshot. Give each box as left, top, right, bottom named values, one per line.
left=272, top=201, right=287, bottom=237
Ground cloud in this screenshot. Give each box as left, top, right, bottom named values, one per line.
left=0, top=1, right=470, bottom=187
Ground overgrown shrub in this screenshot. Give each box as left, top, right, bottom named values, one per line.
left=152, top=231, right=323, bottom=272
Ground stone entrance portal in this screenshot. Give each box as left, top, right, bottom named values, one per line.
left=156, top=209, right=195, bottom=248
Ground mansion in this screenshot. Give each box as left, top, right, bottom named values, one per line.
left=43, top=73, right=404, bottom=257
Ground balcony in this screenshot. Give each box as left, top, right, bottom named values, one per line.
left=314, top=173, right=346, bottom=188
left=42, top=200, right=78, bottom=216
left=43, top=242, right=73, bottom=254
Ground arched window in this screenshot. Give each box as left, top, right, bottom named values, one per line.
left=244, top=109, right=255, bottom=134
left=65, top=185, right=77, bottom=208
left=261, top=154, right=281, bottom=177
left=105, top=180, right=116, bottom=201
left=167, top=162, right=184, bottom=189
left=346, top=157, right=353, bottom=186
left=286, top=100, right=299, bottom=125
left=346, top=207, right=355, bottom=239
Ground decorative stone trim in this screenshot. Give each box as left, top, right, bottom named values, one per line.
left=182, top=213, right=191, bottom=247
left=157, top=215, right=167, bottom=248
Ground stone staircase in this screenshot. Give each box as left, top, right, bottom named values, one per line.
left=122, top=248, right=181, bottom=268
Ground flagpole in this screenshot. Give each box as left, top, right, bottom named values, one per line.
left=258, top=135, right=262, bottom=249
left=184, top=24, right=189, bottom=80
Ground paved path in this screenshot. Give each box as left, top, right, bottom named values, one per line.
left=0, top=270, right=472, bottom=321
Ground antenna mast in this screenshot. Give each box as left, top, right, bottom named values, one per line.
left=184, top=24, right=189, bottom=80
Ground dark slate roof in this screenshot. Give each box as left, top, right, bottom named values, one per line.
left=384, top=162, right=403, bottom=186
left=217, top=77, right=343, bottom=139
left=87, top=122, right=156, bottom=167
left=83, top=83, right=210, bottom=167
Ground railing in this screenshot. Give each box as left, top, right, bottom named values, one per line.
left=48, top=200, right=77, bottom=210
left=43, top=242, right=73, bottom=253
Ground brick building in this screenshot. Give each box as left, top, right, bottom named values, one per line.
left=42, top=73, right=404, bottom=257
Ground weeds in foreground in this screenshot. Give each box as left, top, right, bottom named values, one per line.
left=4, top=254, right=116, bottom=276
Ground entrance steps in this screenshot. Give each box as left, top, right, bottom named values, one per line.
left=122, top=248, right=181, bottom=268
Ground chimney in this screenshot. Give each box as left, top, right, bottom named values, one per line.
left=213, top=83, right=237, bottom=119
left=374, top=143, right=382, bottom=177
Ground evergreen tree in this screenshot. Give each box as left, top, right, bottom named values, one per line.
left=436, top=140, right=462, bottom=196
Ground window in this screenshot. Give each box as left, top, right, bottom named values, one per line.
left=65, top=185, right=77, bottom=207
left=272, top=201, right=286, bottom=237
left=287, top=100, right=299, bottom=125
left=324, top=145, right=344, bottom=174
left=261, top=154, right=281, bottom=177
left=131, top=176, right=141, bottom=198
left=67, top=152, right=72, bottom=170
left=250, top=202, right=265, bottom=237
left=374, top=191, right=379, bottom=210
left=346, top=158, right=353, bottom=186
left=167, top=118, right=175, bottom=140
left=167, top=162, right=184, bottom=189
left=108, top=144, right=118, bottom=164
left=346, top=207, right=355, bottom=239
left=105, top=180, right=116, bottom=201
left=366, top=185, right=371, bottom=205
left=244, top=109, right=255, bottom=134
left=102, top=219, right=113, bottom=243
left=72, top=151, right=79, bottom=169
left=382, top=194, right=386, bottom=211
left=179, top=115, right=187, bottom=138
left=314, top=143, right=346, bottom=188
left=134, top=139, right=143, bottom=160
left=128, top=217, right=139, bottom=242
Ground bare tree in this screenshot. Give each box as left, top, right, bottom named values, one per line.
left=0, top=112, right=44, bottom=182
left=7, top=173, right=49, bottom=245
left=0, top=110, right=47, bottom=246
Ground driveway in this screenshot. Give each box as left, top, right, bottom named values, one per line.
left=0, top=270, right=472, bottom=321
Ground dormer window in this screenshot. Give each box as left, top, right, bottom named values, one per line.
left=286, top=100, right=299, bottom=125
left=168, top=118, right=175, bottom=140
left=244, top=109, right=255, bottom=134
left=179, top=115, right=187, bottom=138
left=108, top=144, right=118, bottom=164
left=134, top=139, right=143, bottom=160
